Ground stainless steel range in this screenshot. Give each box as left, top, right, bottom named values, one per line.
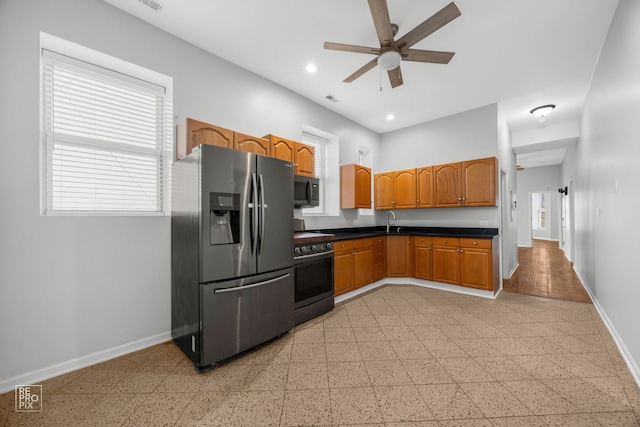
left=293, top=234, right=335, bottom=325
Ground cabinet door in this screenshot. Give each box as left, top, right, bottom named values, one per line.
left=417, top=166, right=434, bottom=208
left=354, top=166, right=372, bottom=208
left=266, top=135, right=295, bottom=163
left=294, top=142, right=315, bottom=177
left=374, top=173, right=394, bottom=210
left=176, top=118, right=233, bottom=160
left=432, top=245, right=460, bottom=284
left=413, top=238, right=433, bottom=280
left=394, top=169, right=417, bottom=209
left=460, top=247, right=491, bottom=290
left=462, top=157, right=497, bottom=207
left=234, top=132, right=270, bottom=156
left=434, top=162, right=462, bottom=207
left=386, top=236, right=412, bottom=277
left=353, top=247, right=374, bottom=289
left=334, top=250, right=354, bottom=296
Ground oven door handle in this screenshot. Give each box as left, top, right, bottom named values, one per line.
left=294, top=250, right=334, bottom=261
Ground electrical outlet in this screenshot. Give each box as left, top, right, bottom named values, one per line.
left=479, top=220, right=489, bottom=226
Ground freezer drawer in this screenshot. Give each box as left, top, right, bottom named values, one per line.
left=199, top=268, right=294, bottom=367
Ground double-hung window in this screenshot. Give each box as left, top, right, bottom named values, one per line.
left=40, top=42, right=172, bottom=215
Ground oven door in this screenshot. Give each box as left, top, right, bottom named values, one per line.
left=294, top=251, right=334, bottom=309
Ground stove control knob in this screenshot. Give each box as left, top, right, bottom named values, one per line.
left=311, top=244, right=318, bottom=251
left=294, top=247, right=300, bottom=254
left=326, top=242, right=333, bottom=249
left=300, top=246, right=308, bottom=253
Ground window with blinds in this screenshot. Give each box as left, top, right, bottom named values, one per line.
left=41, top=49, right=172, bottom=215
left=301, top=132, right=326, bottom=214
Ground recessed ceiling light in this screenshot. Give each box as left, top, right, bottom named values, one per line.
left=305, top=64, right=317, bottom=73
left=386, top=114, right=395, bottom=120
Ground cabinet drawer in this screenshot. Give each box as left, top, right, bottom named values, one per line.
left=373, top=261, right=386, bottom=281
left=432, top=237, right=460, bottom=246
left=371, top=236, right=386, bottom=246
left=373, top=244, right=386, bottom=262
left=354, top=237, right=374, bottom=247
left=460, top=238, right=491, bottom=249
left=414, top=236, right=432, bottom=244
left=334, top=240, right=354, bottom=251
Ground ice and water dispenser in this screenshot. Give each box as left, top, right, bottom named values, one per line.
left=209, top=192, right=240, bottom=245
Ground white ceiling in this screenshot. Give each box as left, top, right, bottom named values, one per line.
left=103, top=0, right=619, bottom=167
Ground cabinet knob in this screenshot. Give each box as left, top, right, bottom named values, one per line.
left=443, top=240, right=447, bottom=244
left=473, top=241, right=477, bottom=245
left=461, top=197, right=466, bottom=201
left=428, top=246, right=432, bottom=250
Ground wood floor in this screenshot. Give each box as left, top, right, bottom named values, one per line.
left=504, top=239, right=592, bottom=303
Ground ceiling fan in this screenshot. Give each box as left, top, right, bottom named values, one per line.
left=324, top=0, right=461, bottom=88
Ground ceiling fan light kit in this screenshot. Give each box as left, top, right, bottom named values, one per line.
left=378, top=50, right=401, bottom=71
left=323, top=0, right=461, bottom=89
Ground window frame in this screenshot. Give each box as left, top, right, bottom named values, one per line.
left=39, top=33, right=173, bottom=216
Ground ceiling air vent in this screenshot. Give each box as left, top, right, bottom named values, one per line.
left=138, top=0, right=163, bottom=11
left=516, top=165, right=525, bottom=170
left=325, top=94, right=339, bottom=103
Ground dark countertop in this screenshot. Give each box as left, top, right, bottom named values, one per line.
left=306, top=226, right=498, bottom=241
left=293, top=232, right=335, bottom=244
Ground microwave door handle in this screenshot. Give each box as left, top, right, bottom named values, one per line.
left=259, top=174, right=266, bottom=254
left=250, top=173, right=258, bottom=255
left=306, top=179, right=311, bottom=204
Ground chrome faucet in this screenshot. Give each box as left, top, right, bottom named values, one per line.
left=386, top=211, right=396, bottom=233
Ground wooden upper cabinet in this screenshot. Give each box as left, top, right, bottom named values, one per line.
left=176, top=118, right=233, bottom=160
left=234, top=132, right=270, bottom=156
left=341, top=164, right=372, bottom=209
left=263, top=135, right=315, bottom=177
left=374, top=172, right=394, bottom=210
left=434, top=162, right=462, bottom=207
left=294, top=143, right=315, bottom=177
left=417, top=166, right=434, bottom=208
left=394, top=168, right=417, bottom=209
left=462, top=157, right=497, bottom=207
left=264, top=134, right=295, bottom=163
left=374, top=169, right=416, bottom=210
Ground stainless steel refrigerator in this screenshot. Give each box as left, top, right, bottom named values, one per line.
left=171, top=144, right=294, bottom=369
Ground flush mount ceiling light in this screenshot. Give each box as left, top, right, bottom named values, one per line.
left=530, top=104, right=555, bottom=118
left=378, top=50, right=402, bottom=71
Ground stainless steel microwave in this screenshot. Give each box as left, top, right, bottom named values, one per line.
left=293, top=175, right=319, bottom=208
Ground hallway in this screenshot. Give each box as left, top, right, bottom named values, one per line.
left=504, top=239, right=592, bottom=303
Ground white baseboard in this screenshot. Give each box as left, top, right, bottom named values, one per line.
left=573, top=268, right=640, bottom=388
left=0, top=331, right=171, bottom=394
left=508, top=262, right=519, bottom=279
left=335, top=278, right=497, bottom=305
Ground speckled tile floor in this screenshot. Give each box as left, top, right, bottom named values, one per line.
left=2, top=286, right=640, bottom=426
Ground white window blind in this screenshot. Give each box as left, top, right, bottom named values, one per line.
left=41, top=49, right=172, bottom=215
left=301, top=132, right=327, bottom=214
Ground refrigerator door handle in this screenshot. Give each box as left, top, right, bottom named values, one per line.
left=258, top=173, right=266, bottom=254
left=213, top=273, right=291, bottom=294
left=250, top=173, right=259, bottom=255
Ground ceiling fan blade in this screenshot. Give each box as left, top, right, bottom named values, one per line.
left=396, top=2, right=461, bottom=50
left=402, top=49, right=455, bottom=64
left=368, top=0, right=395, bottom=46
left=344, top=57, right=379, bottom=83
left=323, top=42, right=380, bottom=55
left=387, top=66, right=403, bottom=88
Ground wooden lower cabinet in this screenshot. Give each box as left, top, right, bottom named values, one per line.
left=413, top=237, right=433, bottom=280
left=386, top=235, right=413, bottom=277
left=335, top=234, right=496, bottom=296
left=432, top=237, right=493, bottom=290
left=333, top=238, right=376, bottom=296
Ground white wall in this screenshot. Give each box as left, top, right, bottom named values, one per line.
left=515, top=166, right=562, bottom=246
left=565, top=0, right=640, bottom=379
left=0, top=0, right=379, bottom=390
